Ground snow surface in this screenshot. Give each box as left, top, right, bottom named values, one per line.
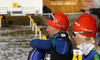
left=0, top=26, right=45, bottom=60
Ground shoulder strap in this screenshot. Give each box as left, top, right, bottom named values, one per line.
left=94, top=53, right=100, bottom=60
left=50, top=39, right=56, bottom=49
left=82, top=50, right=97, bottom=60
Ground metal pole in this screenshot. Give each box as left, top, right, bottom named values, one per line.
left=39, top=31, right=41, bottom=39
left=35, top=25, right=37, bottom=37
left=32, top=21, right=34, bottom=31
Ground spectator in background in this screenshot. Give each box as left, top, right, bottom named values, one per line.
left=72, top=14, right=100, bottom=60
left=29, top=12, right=73, bottom=60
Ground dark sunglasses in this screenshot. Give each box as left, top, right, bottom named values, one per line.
left=72, top=32, right=76, bottom=37
left=49, top=14, right=63, bottom=28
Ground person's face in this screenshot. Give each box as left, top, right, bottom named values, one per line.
left=47, top=26, right=60, bottom=35
left=72, top=33, right=82, bottom=46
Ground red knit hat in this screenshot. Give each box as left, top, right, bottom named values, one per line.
left=73, top=14, right=97, bottom=37
left=48, top=12, right=69, bottom=31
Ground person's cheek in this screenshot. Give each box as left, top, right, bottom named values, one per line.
left=72, top=36, right=75, bottom=39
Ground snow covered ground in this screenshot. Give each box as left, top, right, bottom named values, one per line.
left=0, top=26, right=46, bottom=60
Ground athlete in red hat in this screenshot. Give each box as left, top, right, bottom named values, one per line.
left=29, top=12, right=73, bottom=60
left=72, top=14, right=100, bottom=60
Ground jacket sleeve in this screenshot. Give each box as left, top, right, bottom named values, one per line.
left=30, top=39, right=53, bottom=49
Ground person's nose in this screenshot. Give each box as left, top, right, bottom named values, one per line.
left=46, top=27, right=49, bottom=31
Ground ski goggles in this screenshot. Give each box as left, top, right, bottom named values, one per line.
left=49, top=14, right=63, bottom=28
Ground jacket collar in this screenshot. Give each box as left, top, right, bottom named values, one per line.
left=49, top=32, right=60, bottom=39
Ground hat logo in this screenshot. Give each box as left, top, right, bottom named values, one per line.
left=75, top=22, right=80, bottom=26
left=81, top=28, right=93, bottom=32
